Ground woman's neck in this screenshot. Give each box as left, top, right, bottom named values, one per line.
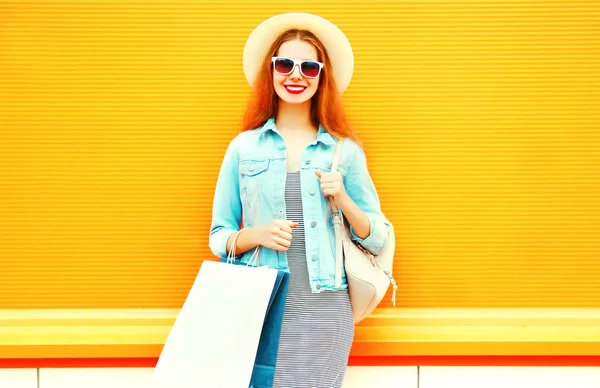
left=275, top=99, right=316, bottom=133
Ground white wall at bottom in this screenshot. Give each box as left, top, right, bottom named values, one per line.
left=39, top=368, right=154, bottom=388
left=343, top=366, right=418, bottom=387
left=420, top=367, right=600, bottom=388
left=4, top=367, right=418, bottom=388
left=0, top=369, right=37, bottom=388
left=2, top=366, right=600, bottom=388
left=37, top=366, right=418, bottom=388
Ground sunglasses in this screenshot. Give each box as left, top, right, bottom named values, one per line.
left=272, top=56, right=324, bottom=78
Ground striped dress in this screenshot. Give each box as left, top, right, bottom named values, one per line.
left=272, top=172, right=355, bottom=388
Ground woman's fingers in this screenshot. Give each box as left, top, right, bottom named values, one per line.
left=279, top=221, right=298, bottom=233
left=275, top=236, right=291, bottom=247
left=269, top=241, right=292, bottom=251
left=277, top=230, right=293, bottom=241
left=269, top=243, right=288, bottom=252
left=321, top=182, right=339, bottom=190
left=264, top=219, right=299, bottom=251
left=279, top=224, right=292, bottom=234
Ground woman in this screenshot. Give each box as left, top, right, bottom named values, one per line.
left=209, top=13, right=390, bottom=388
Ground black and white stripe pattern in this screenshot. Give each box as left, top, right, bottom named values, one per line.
left=272, top=172, right=355, bottom=388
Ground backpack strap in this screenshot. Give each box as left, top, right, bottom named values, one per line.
left=329, top=139, right=345, bottom=288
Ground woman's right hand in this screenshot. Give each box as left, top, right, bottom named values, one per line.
left=255, top=219, right=298, bottom=251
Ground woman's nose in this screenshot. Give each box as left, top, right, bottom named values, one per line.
left=290, top=64, right=302, bottom=79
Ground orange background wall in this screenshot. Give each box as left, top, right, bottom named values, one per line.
left=1, top=0, right=599, bottom=312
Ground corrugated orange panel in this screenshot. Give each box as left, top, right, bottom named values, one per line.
left=1, top=0, right=599, bottom=312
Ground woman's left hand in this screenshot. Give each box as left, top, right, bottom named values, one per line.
left=315, top=170, right=348, bottom=204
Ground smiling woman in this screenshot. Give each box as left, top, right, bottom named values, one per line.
left=207, top=12, right=393, bottom=388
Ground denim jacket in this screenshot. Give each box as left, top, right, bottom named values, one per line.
left=209, top=117, right=390, bottom=293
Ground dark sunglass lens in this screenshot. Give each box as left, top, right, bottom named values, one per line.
left=301, top=61, right=321, bottom=77
left=274, top=58, right=294, bottom=74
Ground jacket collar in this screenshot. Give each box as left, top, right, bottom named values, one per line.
left=259, top=117, right=336, bottom=146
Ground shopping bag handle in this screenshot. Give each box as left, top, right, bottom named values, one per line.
left=226, top=228, right=261, bottom=267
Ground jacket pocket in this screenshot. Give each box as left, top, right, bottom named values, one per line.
left=239, top=159, right=270, bottom=177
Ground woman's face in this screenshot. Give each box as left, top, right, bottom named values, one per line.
left=273, top=39, right=321, bottom=105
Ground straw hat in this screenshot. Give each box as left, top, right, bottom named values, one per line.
left=242, top=12, right=354, bottom=94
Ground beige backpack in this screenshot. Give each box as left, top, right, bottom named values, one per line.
left=329, top=139, right=397, bottom=324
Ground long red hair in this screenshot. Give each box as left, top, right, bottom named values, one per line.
left=242, top=29, right=360, bottom=143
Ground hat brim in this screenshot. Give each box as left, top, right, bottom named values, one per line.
left=243, top=13, right=354, bottom=94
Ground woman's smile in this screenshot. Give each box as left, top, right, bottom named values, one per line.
left=284, top=85, right=307, bottom=94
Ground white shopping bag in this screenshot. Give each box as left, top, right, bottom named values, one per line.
left=151, top=256, right=278, bottom=388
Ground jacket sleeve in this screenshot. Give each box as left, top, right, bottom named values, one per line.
left=343, top=142, right=391, bottom=256
left=208, top=137, right=243, bottom=260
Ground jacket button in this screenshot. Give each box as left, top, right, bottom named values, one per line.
left=311, top=221, right=317, bottom=228
left=316, top=284, right=321, bottom=290
left=309, top=189, right=315, bottom=195
left=249, top=164, right=255, bottom=172
left=311, top=254, right=317, bottom=261
left=305, top=160, right=311, bottom=165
